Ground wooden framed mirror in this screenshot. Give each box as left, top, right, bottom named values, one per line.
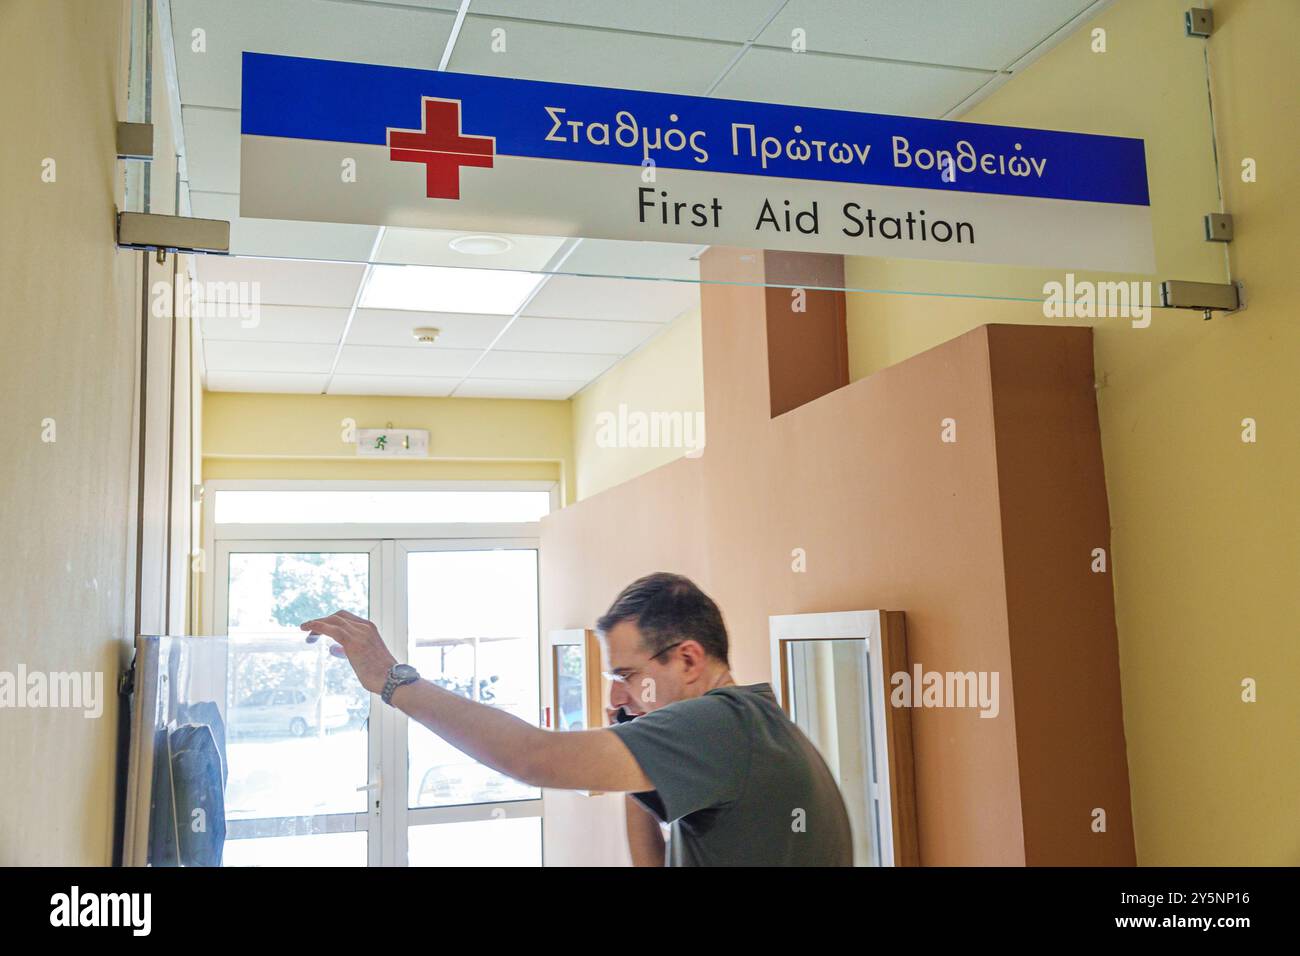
left=546, top=628, right=604, bottom=732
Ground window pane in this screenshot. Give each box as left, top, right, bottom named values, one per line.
left=214, top=490, right=551, bottom=524
left=225, top=552, right=371, bottom=819
left=407, top=549, right=540, bottom=808
left=408, top=817, right=541, bottom=867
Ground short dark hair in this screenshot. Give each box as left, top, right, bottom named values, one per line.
left=596, top=572, right=729, bottom=665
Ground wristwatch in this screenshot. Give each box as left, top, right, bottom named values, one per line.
left=381, top=663, right=420, bottom=705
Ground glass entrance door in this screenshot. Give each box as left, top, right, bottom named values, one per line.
left=213, top=537, right=542, bottom=866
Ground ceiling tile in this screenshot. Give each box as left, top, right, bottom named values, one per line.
left=495, top=316, right=662, bottom=354
left=189, top=192, right=382, bottom=262
left=193, top=256, right=366, bottom=308
left=347, top=310, right=511, bottom=350
left=447, top=17, right=739, bottom=94
left=714, top=47, right=989, bottom=116
left=469, top=350, right=619, bottom=381
left=376, top=227, right=568, bottom=271
left=454, top=378, right=587, bottom=400
left=755, top=0, right=1095, bottom=70
left=468, top=0, right=774, bottom=43
left=206, top=370, right=327, bottom=393
left=204, top=341, right=338, bottom=373
left=170, top=0, right=456, bottom=109
left=523, top=275, right=699, bottom=323
left=334, top=344, right=482, bottom=377
left=200, top=304, right=349, bottom=345
left=328, top=374, right=461, bottom=397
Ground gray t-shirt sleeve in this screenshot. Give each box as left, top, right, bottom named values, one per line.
left=607, top=694, right=751, bottom=823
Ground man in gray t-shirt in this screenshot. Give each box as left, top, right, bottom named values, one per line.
left=305, top=571, right=854, bottom=866
left=609, top=681, right=853, bottom=866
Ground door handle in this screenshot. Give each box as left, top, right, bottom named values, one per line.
left=357, top=768, right=381, bottom=794
left=358, top=775, right=382, bottom=813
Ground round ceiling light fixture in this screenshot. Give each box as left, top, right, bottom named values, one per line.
left=412, top=326, right=442, bottom=344
left=448, top=234, right=513, bottom=255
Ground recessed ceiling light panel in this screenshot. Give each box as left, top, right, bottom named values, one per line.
left=360, top=264, right=543, bottom=315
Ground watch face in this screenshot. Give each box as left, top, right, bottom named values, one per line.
left=392, top=664, right=419, bottom=680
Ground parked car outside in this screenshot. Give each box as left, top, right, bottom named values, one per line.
left=229, top=687, right=351, bottom=739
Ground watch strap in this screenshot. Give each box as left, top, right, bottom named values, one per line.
left=382, top=665, right=419, bottom=705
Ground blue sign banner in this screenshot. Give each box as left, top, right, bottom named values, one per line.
left=241, top=52, right=1149, bottom=207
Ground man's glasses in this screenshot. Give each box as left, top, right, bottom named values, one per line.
left=601, top=641, right=684, bottom=684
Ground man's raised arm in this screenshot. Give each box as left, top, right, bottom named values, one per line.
left=301, top=611, right=654, bottom=794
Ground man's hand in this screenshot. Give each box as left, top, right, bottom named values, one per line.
left=300, top=610, right=396, bottom=695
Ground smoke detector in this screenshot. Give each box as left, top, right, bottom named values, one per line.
left=412, top=326, right=441, bottom=344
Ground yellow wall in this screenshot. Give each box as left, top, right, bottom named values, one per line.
left=203, top=391, right=573, bottom=493
left=200, top=391, right=575, bottom=629
left=0, top=0, right=156, bottom=864
left=843, top=0, right=1299, bottom=864
left=570, top=308, right=705, bottom=500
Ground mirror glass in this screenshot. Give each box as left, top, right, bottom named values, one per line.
left=554, top=643, right=587, bottom=731
left=784, top=637, right=878, bottom=867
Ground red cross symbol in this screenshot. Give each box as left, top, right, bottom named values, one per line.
left=387, top=97, right=495, bottom=200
